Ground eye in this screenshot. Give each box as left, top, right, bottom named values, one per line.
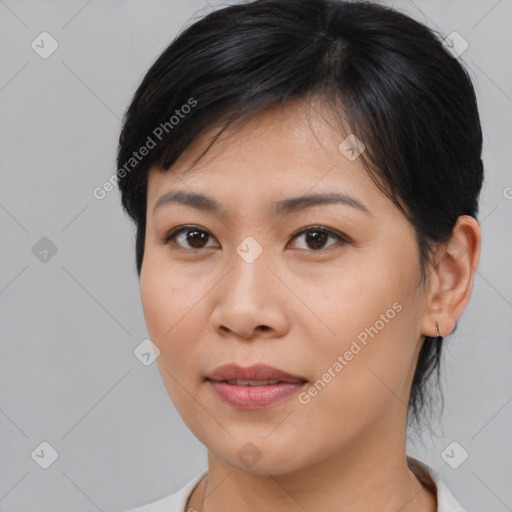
left=159, top=225, right=348, bottom=252
left=159, top=225, right=219, bottom=250
left=288, top=226, right=348, bottom=251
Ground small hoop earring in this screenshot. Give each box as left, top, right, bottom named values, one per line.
left=435, top=322, right=441, bottom=338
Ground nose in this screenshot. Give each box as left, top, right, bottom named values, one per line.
left=209, top=249, right=290, bottom=340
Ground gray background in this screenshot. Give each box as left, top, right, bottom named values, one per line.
left=0, top=0, right=511, bottom=511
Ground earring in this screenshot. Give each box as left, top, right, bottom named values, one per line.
left=435, top=322, right=441, bottom=338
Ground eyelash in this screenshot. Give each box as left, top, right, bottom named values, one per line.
left=159, top=225, right=349, bottom=253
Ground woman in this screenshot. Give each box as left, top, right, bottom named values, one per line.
left=116, top=0, right=483, bottom=510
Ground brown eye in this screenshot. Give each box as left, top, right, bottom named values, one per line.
left=289, top=226, right=348, bottom=251
left=162, top=226, right=219, bottom=250
left=183, top=229, right=210, bottom=249
left=160, top=225, right=348, bottom=252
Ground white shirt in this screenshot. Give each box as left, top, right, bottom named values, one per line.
left=122, top=460, right=466, bottom=512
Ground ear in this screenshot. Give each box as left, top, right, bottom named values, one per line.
left=420, top=215, right=482, bottom=337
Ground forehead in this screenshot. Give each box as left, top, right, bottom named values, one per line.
left=146, top=100, right=388, bottom=213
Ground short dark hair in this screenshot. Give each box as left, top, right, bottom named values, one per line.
left=116, top=0, right=484, bottom=429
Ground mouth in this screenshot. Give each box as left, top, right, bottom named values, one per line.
left=204, top=364, right=308, bottom=409
left=206, top=379, right=307, bottom=409
left=205, top=363, right=308, bottom=384
left=206, top=378, right=307, bottom=386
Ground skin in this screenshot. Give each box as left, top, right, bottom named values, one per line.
left=139, top=99, right=481, bottom=512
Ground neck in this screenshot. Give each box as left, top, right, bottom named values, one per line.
left=187, top=424, right=437, bottom=512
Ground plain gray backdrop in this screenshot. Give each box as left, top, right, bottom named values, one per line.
left=1, top=0, right=511, bottom=511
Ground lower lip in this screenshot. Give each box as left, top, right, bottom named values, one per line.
left=208, top=380, right=306, bottom=409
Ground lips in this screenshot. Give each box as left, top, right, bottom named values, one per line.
left=206, top=363, right=307, bottom=384
left=206, top=363, right=308, bottom=410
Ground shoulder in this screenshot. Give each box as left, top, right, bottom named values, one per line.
left=408, top=456, right=467, bottom=512
left=120, top=469, right=207, bottom=512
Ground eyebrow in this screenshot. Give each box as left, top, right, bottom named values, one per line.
left=152, top=190, right=372, bottom=217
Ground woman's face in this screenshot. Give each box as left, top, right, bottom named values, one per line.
left=140, top=101, right=431, bottom=475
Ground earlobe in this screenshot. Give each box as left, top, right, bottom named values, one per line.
left=421, top=215, right=481, bottom=338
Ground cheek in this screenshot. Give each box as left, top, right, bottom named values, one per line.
left=140, top=250, right=193, bottom=339
left=301, top=253, right=421, bottom=417
left=139, top=257, right=209, bottom=368
left=139, top=265, right=171, bottom=345
left=139, top=263, right=188, bottom=379
left=140, top=264, right=201, bottom=411
left=298, top=316, right=415, bottom=453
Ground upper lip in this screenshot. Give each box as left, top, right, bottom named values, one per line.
left=206, top=363, right=307, bottom=383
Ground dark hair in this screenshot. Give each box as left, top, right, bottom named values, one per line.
left=116, top=0, right=484, bottom=429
